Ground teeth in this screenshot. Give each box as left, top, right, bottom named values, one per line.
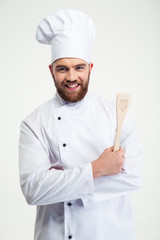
left=66, top=84, right=79, bottom=88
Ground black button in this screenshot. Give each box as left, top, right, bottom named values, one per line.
left=58, top=117, right=61, bottom=120
left=63, top=143, right=66, bottom=147
left=68, top=202, right=72, bottom=206
left=68, top=235, right=72, bottom=239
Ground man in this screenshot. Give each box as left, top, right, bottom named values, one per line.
left=19, top=9, right=142, bottom=240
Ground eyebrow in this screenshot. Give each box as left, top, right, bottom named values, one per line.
left=74, top=63, right=87, bottom=67
left=55, top=63, right=87, bottom=69
left=55, top=65, right=68, bottom=69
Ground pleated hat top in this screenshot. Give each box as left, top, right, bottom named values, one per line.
left=36, top=9, right=96, bottom=64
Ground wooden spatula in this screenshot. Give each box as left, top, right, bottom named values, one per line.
left=114, top=92, right=131, bottom=151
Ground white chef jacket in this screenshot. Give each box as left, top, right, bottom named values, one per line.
left=19, top=92, right=142, bottom=240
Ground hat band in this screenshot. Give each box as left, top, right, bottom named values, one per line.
left=50, top=33, right=91, bottom=64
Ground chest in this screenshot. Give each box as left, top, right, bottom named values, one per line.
left=41, top=104, right=116, bottom=169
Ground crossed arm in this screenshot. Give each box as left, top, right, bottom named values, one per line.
left=19, top=116, right=142, bottom=206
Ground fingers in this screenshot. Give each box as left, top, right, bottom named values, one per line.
left=106, top=146, right=126, bottom=154
left=119, top=146, right=126, bottom=156
left=115, top=147, right=125, bottom=168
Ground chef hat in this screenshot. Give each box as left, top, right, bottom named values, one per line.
left=36, top=9, right=96, bottom=64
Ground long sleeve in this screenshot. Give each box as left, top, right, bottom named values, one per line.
left=19, top=94, right=141, bottom=240
left=82, top=113, right=142, bottom=206
left=19, top=94, right=142, bottom=207
left=19, top=122, right=93, bottom=206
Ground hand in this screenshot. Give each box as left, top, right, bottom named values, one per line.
left=92, top=146, right=125, bottom=178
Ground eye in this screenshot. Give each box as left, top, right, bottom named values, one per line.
left=57, top=67, right=68, bottom=72
left=76, top=66, right=85, bottom=71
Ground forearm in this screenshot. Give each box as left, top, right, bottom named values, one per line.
left=19, top=122, right=94, bottom=206
left=83, top=153, right=142, bottom=207
left=20, top=163, right=93, bottom=205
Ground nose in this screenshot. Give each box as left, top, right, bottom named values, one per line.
left=66, top=69, right=77, bottom=82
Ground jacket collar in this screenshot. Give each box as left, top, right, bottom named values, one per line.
left=55, top=91, right=89, bottom=108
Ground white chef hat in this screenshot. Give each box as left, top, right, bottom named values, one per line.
left=36, top=9, right=96, bottom=64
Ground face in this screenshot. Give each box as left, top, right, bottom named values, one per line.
left=50, top=58, right=93, bottom=103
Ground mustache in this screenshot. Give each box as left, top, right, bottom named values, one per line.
left=62, top=80, right=82, bottom=85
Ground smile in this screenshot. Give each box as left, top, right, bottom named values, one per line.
left=65, top=83, right=80, bottom=90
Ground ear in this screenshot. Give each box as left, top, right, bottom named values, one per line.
left=89, top=63, right=94, bottom=73
left=49, top=64, right=53, bottom=76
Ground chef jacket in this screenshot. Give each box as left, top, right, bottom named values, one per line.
left=19, top=92, right=142, bottom=240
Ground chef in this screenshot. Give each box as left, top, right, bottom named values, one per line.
left=19, top=9, right=142, bottom=240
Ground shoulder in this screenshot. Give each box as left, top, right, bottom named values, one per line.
left=88, top=93, right=116, bottom=117
left=22, top=96, right=58, bottom=126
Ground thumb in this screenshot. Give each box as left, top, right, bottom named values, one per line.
left=106, top=146, right=114, bottom=152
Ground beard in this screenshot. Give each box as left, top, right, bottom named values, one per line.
left=53, top=73, right=90, bottom=103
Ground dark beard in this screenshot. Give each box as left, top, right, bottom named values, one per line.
left=53, top=73, right=90, bottom=103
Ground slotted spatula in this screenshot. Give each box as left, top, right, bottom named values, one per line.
left=114, top=92, right=131, bottom=151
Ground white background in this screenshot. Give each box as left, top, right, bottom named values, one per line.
left=0, top=0, right=160, bottom=239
